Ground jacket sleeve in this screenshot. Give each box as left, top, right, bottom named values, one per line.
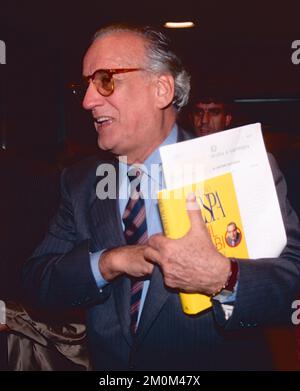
left=213, top=154, right=300, bottom=328
left=22, top=168, right=112, bottom=310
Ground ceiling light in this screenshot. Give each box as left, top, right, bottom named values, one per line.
left=164, top=21, right=195, bottom=29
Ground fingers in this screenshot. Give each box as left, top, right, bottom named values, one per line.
left=146, top=234, right=165, bottom=265
left=144, top=246, right=161, bottom=265
left=140, top=259, right=154, bottom=275
left=186, top=193, right=206, bottom=233
left=148, top=233, right=167, bottom=251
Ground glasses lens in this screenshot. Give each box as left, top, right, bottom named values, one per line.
left=94, top=71, right=113, bottom=96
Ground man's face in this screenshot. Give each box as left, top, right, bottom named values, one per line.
left=227, top=224, right=238, bottom=240
left=82, top=32, right=168, bottom=163
left=192, top=102, right=232, bottom=137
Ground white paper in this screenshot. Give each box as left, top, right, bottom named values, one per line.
left=159, top=123, right=287, bottom=258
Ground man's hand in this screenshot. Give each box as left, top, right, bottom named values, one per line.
left=144, top=194, right=231, bottom=295
left=100, top=245, right=154, bottom=281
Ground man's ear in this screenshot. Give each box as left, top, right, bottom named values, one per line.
left=225, top=114, right=232, bottom=127
left=155, top=74, right=175, bottom=109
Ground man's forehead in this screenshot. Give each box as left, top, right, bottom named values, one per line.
left=195, top=102, right=225, bottom=110
left=83, top=32, right=147, bottom=75
left=228, top=224, right=237, bottom=230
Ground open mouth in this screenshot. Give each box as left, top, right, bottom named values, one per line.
left=94, top=116, right=114, bottom=128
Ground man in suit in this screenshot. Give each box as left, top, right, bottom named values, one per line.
left=23, top=24, right=300, bottom=370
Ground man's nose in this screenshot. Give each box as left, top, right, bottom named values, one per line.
left=202, top=110, right=210, bottom=124
left=82, top=83, right=106, bottom=110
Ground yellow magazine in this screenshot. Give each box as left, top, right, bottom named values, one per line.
left=157, top=172, right=249, bottom=315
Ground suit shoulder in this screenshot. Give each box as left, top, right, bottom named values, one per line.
left=177, top=126, right=194, bottom=142
left=266, top=152, right=283, bottom=184
left=62, top=155, right=117, bottom=195
left=66, top=155, right=101, bottom=172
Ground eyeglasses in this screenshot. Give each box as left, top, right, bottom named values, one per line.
left=70, top=68, right=142, bottom=99
left=193, top=107, right=224, bottom=117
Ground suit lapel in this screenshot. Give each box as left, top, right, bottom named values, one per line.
left=177, top=126, right=192, bottom=143
left=114, top=266, right=170, bottom=348
left=132, top=127, right=191, bottom=345
left=134, top=265, right=170, bottom=346
left=114, top=277, right=132, bottom=346
left=89, top=159, right=132, bottom=345
left=89, top=160, right=126, bottom=251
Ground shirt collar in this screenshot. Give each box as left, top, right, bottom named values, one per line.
left=119, top=124, right=178, bottom=180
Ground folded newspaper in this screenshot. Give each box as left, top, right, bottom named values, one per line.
left=158, top=123, right=287, bottom=314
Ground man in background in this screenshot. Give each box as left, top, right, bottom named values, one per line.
left=190, top=96, right=233, bottom=136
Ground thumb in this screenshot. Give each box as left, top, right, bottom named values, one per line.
left=186, top=193, right=205, bottom=232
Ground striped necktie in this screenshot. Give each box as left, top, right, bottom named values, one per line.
left=122, top=168, right=148, bottom=334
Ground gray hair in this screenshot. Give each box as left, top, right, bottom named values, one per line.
left=93, top=24, right=191, bottom=111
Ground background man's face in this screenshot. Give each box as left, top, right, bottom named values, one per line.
left=192, top=102, right=232, bottom=136
left=227, top=224, right=238, bottom=240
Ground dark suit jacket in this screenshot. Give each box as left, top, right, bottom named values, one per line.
left=22, top=128, right=300, bottom=370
